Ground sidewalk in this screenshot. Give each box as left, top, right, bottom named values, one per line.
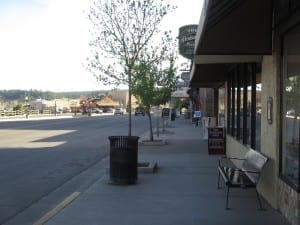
left=44, top=118, right=289, bottom=225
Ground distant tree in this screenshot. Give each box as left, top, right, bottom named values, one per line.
left=86, top=0, right=175, bottom=136
left=132, top=54, right=177, bottom=141
left=173, top=98, right=182, bottom=111
left=13, top=103, right=24, bottom=111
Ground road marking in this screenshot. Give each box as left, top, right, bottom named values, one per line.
left=33, top=191, right=80, bottom=225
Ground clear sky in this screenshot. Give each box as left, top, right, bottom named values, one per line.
left=0, top=0, right=203, bottom=92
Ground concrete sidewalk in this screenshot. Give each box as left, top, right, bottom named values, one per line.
left=44, top=118, right=289, bottom=225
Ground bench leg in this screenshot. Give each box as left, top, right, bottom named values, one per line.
left=217, top=171, right=221, bottom=189
left=255, top=189, right=264, bottom=210
left=225, top=186, right=230, bottom=209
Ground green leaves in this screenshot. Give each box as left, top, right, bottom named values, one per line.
left=132, top=58, right=177, bottom=108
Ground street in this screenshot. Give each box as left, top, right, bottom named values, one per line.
left=0, top=115, right=149, bottom=224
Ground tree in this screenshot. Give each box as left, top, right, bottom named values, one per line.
left=173, top=98, right=183, bottom=111
left=13, top=102, right=24, bottom=111
left=132, top=56, right=177, bottom=141
left=86, top=0, right=175, bottom=136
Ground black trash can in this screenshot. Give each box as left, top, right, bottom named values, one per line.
left=108, top=136, right=139, bottom=184
left=171, top=112, right=175, bottom=121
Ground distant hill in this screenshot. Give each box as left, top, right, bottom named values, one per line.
left=0, top=89, right=111, bottom=102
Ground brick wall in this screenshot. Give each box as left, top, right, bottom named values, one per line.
left=278, top=179, right=300, bottom=225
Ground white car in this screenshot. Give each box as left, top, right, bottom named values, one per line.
left=114, top=108, right=124, bottom=115
left=87, top=108, right=103, bottom=114
left=286, top=109, right=295, bottom=116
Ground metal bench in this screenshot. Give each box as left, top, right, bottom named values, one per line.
left=217, top=149, right=269, bottom=210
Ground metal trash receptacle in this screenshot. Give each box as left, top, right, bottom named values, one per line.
left=108, top=136, right=139, bottom=184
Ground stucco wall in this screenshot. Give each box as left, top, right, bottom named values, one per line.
left=225, top=136, right=248, bottom=168
left=226, top=136, right=248, bottom=157
left=259, top=55, right=280, bottom=208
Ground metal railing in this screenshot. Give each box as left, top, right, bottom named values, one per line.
left=0, top=110, right=40, bottom=117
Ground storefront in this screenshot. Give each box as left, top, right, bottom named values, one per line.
left=190, top=1, right=300, bottom=224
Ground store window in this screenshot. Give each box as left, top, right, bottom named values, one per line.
left=281, top=25, right=300, bottom=191
left=231, top=72, right=236, bottom=136
left=256, top=74, right=262, bottom=151
left=245, top=66, right=252, bottom=146
left=239, top=70, right=244, bottom=142
left=227, top=64, right=261, bottom=150
left=218, top=87, right=225, bottom=127
left=236, top=70, right=242, bottom=141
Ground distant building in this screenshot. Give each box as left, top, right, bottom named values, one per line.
left=30, top=99, right=71, bottom=114
left=110, top=90, right=138, bottom=111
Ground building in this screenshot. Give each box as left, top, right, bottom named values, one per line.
left=110, top=89, right=139, bottom=111
left=30, top=99, right=72, bottom=113
left=189, top=1, right=299, bottom=225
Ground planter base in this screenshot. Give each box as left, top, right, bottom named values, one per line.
left=140, top=139, right=167, bottom=146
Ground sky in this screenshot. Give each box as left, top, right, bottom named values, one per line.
left=0, top=0, right=204, bottom=92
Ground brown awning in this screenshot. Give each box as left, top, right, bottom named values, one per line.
left=190, top=55, right=263, bottom=88
left=190, top=0, right=272, bottom=88
left=195, top=0, right=273, bottom=55
left=190, top=63, right=227, bottom=89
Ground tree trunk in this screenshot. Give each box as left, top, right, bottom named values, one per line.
left=128, top=70, right=132, bottom=136
left=147, top=110, right=154, bottom=141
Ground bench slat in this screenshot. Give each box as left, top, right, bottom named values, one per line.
left=219, top=166, right=256, bottom=187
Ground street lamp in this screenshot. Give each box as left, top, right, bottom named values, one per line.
left=54, top=99, right=57, bottom=116
left=25, top=96, right=29, bottom=118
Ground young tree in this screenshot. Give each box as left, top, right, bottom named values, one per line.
left=132, top=55, right=177, bottom=141
left=173, top=98, right=183, bottom=112
left=86, top=0, right=175, bottom=136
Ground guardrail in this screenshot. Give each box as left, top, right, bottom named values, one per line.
left=0, top=110, right=40, bottom=117
left=0, top=110, right=25, bottom=116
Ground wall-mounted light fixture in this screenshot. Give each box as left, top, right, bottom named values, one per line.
left=267, top=97, right=273, bottom=124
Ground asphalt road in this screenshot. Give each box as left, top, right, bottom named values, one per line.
left=0, top=114, right=149, bottom=224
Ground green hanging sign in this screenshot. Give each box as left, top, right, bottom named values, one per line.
left=178, top=24, right=197, bottom=59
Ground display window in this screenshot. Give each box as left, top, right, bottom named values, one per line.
left=281, top=25, right=300, bottom=191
